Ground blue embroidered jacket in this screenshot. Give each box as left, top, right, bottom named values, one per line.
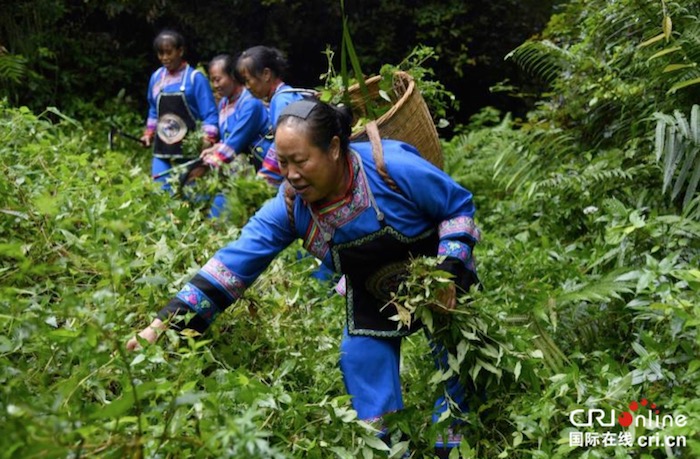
left=159, top=140, right=481, bottom=333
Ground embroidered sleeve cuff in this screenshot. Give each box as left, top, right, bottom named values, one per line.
left=438, top=216, right=481, bottom=246
left=202, top=124, right=219, bottom=141
left=438, top=240, right=473, bottom=267
left=157, top=297, right=210, bottom=333
left=199, top=258, right=247, bottom=301
left=436, top=256, right=479, bottom=294
left=216, top=144, right=236, bottom=162
left=145, top=119, right=157, bottom=135
left=157, top=260, right=248, bottom=332
left=172, top=282, right=223, bottom=325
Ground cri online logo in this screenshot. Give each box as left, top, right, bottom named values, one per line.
left=618, top=399, right=658, bottom=427
left=570, top=398, right=687, bottom=429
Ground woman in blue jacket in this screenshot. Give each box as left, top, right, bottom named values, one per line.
left=140, top=29, right=219, bottom=190
left=236, top=45, right=314, bottom=187
left=199, top=54, right=272, bottom=217
left=200, top=54, right=271, bottom=171
left=128, top=100, right=481, bottom=456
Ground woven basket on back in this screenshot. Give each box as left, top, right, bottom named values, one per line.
left=347, top=71, right=443, bottom=169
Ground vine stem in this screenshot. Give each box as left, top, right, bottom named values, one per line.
left=112, top=336, right=145, bottom=455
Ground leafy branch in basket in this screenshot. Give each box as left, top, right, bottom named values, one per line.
left=339, top=0, right=377, bottom=119
left=379, top=45, right=459, bottom=126
left=320, top=44, right=458, bottom=134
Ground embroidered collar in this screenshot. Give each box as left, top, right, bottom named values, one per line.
left=301, top=150, right=371, bottom=259
left=165, top=61, right=188, bottom=76
left=157, top=62, right=190, bottom=94
left=311, top=152, right=358, bottom=215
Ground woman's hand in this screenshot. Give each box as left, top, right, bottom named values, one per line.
left=430, top=281, right=456, bottom=313
left=201, top=137, right=215, bottom=150
left=200, top=145, right=225, bottom=168
left=126, top=318, right=166, bottom=351
left=140, top=134, right=153, bottom=148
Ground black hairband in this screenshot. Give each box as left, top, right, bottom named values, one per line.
left=280, top=99, right=319, bottom=120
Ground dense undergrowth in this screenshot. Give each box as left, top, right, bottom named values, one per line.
left=2, top=0, right=700, bottom=458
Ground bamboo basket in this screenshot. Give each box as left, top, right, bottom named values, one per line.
left=347, top=71, right=443, bottom=169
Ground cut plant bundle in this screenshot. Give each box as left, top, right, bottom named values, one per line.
left=384, top=258, right=518, bottom=382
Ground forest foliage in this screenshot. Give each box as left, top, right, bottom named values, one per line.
left=1, top=0, right=699, bottom=458
left=0, top=0, right=557, bottom=128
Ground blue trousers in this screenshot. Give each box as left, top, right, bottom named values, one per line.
left=339, top=328, right=470, bottom=422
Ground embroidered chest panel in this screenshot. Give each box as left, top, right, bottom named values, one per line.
left=152, top=68, right=187, bottom=98
left=302, top=152, right=370, bottom=259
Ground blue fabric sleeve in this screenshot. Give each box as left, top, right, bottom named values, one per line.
left=145, top=69, right=160, bottom=126
left=381, top=141, right=481, bottom=278
left=221, top=96, right=267, bottom=156
left=188, top=71, right=219, bottom=137
left=158, top=189, right=296, bottom=328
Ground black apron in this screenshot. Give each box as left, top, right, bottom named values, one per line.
left=332, top=223, right=440, bottom=337
left=154, top=66, right=197, bottom=159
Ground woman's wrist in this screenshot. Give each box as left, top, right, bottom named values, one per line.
left=148, top=318, right=167, bottom=333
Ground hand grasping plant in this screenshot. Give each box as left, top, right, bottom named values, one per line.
left=126, top=318, right=166, bottom=351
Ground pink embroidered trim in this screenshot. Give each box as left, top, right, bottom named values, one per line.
left=303, top=152, right=369, bottom=259
left=438, top=216, right=481, bottom=243
left=201, top=258, right=246, bottom=300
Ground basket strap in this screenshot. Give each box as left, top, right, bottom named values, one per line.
left=284, top=184, right=296, bottom=229
left=366, top=121, right=400, bottom=193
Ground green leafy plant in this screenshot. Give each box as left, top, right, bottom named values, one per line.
left=338, top=0, right=376, bottom=119
left=654, top=104, right=700, bottom=208
left=379, top=45, right=459, bottom=125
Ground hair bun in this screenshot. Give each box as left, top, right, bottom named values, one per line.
left=333, top=104, right=353, bottom=140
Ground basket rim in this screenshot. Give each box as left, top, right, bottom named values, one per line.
left=347, top=71, right=415, bottom=128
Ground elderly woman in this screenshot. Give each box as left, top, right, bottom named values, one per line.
left=236, top=45, right=314, bottom=186
left=197, top=53, right=272, bottom=217
left=128, top=100, right=481, bottom=456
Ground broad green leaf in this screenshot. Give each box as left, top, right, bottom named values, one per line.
left=655, top=118, right=666, bottom=162
left=663, top=63, right=696, bottom=73
left=91, top=391, right=135, bottom=420
left=691, top=105, right=699, bottom=143
left=668, top=77, right=700, bottom=94
left=638, top=32, right=665, bottom=48
left=530, top=350, right=544, bottom=359
left=662, top=15, right=672, bottom=39
left=514, top=361, right=522, bottom=381
left=362, top=434, right=391, bottom=452
left=647, top=46, right=681, bottom=61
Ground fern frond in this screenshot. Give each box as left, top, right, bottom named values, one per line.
left=555, top=272, right=634, bottom=305
left=492, top=129, right=580, bottom=193
left=505, top=40, right=573, bottom=85
left=534, top=166, right=641, bottom=194
left=602, top=197, right=629, bottom=217
left=0, top=53, right=27, bottom=84
left=654, top=105, right=700, bottom=208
